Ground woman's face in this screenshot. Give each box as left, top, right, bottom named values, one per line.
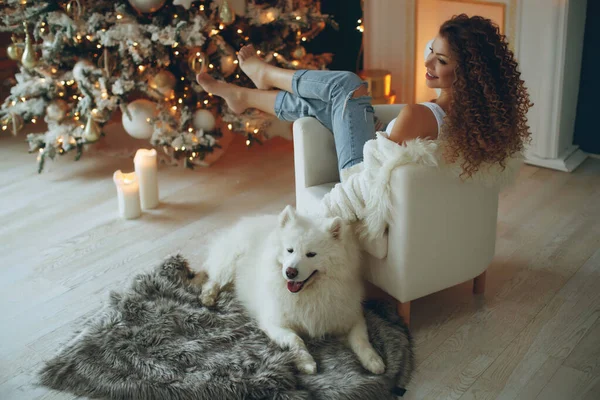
left=424, top=35, right=456, bottom=89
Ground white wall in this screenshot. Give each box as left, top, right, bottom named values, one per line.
left=516, top=0, right=587, bottom=170
left=364, top=0, right=588, bottom=171
left=363, top=0, right=415, bottom=104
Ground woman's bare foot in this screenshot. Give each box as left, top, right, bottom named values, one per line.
left=196, top=73, right=247, bottom=114
left=238, top=44, right=271, bottom=90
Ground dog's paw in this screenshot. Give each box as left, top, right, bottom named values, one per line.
left=296, top=359, right=317, bottom=375
left=360, top=351, right=386, bottom=375
left=296, top=351, right=317, bottom=375
left=200, top=283, right=219, bottom=307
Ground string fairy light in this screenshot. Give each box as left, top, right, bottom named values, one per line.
left=356, top=19, right=364, bottom=32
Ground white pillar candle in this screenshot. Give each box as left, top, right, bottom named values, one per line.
left=134, top=148, right=159, bottom=209
left=113, top=170, right=142, bottom=219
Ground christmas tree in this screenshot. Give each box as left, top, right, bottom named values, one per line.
left=0, top=0, right=333, bottom=171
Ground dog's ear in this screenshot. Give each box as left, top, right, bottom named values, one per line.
left=327, top=217, right=343, bottom=240
left=278, top=205, right=296, bottom=228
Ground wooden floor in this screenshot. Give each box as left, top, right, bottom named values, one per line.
left=0, top=133, right=599, bottom=400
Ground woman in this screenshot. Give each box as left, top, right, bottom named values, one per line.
left=196, top=14, right=532, bottom=178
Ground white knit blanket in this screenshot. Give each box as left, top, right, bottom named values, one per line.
left=320, top=132, right=523, bottom=240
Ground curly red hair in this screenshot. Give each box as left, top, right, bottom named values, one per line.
left=439, top=14, right=533, bottom=177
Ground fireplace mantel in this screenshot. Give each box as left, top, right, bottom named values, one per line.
left=364, top=0, right=588, bottom=172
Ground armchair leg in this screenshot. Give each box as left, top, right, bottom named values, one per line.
left=397, top=301, right=411, bottom=326
left=473, top=270, right=487, bottom=294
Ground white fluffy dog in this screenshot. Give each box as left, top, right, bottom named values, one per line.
left=200, top=205, right=385, bottom=375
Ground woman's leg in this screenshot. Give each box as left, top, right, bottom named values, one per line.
left=290, top=70, right=376, bottom=170
left=237, top=45, right=294, bottom=92
left=200, top=54, right=375, bottom=170
left=238, top=46, right=375, bottom=170
left=196, top=73, right=329, bottom=126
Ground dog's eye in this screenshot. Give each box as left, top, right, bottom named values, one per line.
left=306, top=252, right=317, bottom=258
left=287, top=248, right=294, bottom=253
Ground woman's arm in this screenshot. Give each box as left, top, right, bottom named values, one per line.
left=387, top=104, right=439, bottom=144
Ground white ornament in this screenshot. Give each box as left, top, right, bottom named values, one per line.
left=128, top=0, right=166, bottom=13
left=122, top=99, right=157, bottom=139
left=173, top=0, right=194, bottom=9
left=192, top=109, right=216, bottom=131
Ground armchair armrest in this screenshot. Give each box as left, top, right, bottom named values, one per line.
left=373, top=104, right=404, bottom=126
left=293, top=117, right=340, bottom=189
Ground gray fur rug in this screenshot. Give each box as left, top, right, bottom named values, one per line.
left=39, top=255, right=413, bottom=400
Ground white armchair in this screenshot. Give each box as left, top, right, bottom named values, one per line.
left=293, top=104, right=499, bottom=325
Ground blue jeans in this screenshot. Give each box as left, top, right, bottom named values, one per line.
left=274, top=70, right=376, bottom=171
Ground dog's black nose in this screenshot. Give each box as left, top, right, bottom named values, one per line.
left=285, top=267, right=298, bottom=279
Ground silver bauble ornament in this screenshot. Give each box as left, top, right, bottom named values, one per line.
left=192, top=109, right=216, bottom=131
left=128, top=0, right=166, bottom=13
left=122, top=99, right=157, bottom=139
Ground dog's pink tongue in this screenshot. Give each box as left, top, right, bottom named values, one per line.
left=287, top=281, right=303, bottom=293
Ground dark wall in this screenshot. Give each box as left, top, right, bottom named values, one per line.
left=305, top=0, right=363, bottom=72
left=573, top=0, right=599, bottom=154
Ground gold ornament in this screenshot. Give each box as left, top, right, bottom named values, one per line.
left=292, top=45, right=306, bottom=60
left=98, top=48, right=117, bottom=76
left=220, top=54, right=237, bottom=77
left=7, top=43, right=23, bottom=61
left=82, top=116, right=101, bottom=142
left=65, top=0, right=85, bottom=20
left=219, top=0, right=235, bottom=25
left=7, top=36, right=23, bottom=61
left=1, top=113, right=24, bottom=136
left=21, top=22, right=38, bottom=69
left=148, top=70, right=176, bottom=97
left=187, top=49, right=207, bottom=74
